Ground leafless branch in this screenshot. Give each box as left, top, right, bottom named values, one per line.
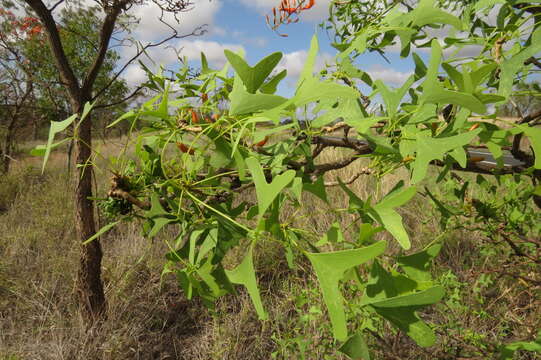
left=91, top=25, right=206, bottom=101
left=93, top=85, right=144, bottom=109
left=324, top=167, right=373, bottom=186
left=48, top=0, right=65, bottom=12
left=525, top=56, right=541, bottom=69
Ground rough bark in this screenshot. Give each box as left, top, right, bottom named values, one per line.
left=73, top=100, right=106, bottom=320
left=24, top=0, right=109, bottom=322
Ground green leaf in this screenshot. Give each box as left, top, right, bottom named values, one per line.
left=499, top=27, right=541, bottom=100
left=295, top=77, right=359, bottom=109
left=411, top=129, right=482, bottom=183
left=259, top=69, right=287, bottom=94
left=361, top=261, right=444, bottom=347
left=518, top=125, right=541, bottom=169
left=375, top=76, right=415, bottom=118
left=499, top=336, right=541, bottom=360
left=412, top=52, right=427, bottom=80
left=316, top=222, right=344, bottom=247
left=107, top=110, right=136, bottom=128
left=299, top=35, right=319, bottom=85
left=245, top=157, right=295, bottom=218
left=361, top=260, right=398, bottom=305
left=224, top=50, right=283, bottom=93
left=373, top=306, right=437, bottom=347
left=200, top=51, right=211, bottom=74
left=370, top=185, right=417, bottom=249
left=411, top=0, right=463, bottom=29
left=398, top=243, right=441, bottom=283
left=304, top=176, right=328, bottom=203
left=306, top=241, right=386, bottom=341
left=424, top=87, right=486, bottom=113
left=146, top=193, right=169, bottom=218
left=79, top=101, right=94, bottom=123
left=474, top=0, right=506, bottom=11
left=42, top=113, right=78, bottom=173
left=30, top=138, right=70, bottom=156
left=225, top=245, right=267, bottom=320
left=339, top=332, right=371, bottom=360
left=229, top=74, right=288, bottom=115
left=83, top=220, right=120, bottom=245
left=370, top=286, right=445, bottom=308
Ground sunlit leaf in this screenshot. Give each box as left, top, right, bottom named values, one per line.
left=225, top=244, right=267, bottom=320
left=306, top=241, right=386, bottom=341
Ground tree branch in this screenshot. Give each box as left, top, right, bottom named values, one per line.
left=24, top=0, right=80, bottom=100
left=93, top=85, right=144, bottom=109
left=81, top=2, right=126, bottom=96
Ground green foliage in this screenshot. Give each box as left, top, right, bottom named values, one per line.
left=94, top=0, right=540, bottom=357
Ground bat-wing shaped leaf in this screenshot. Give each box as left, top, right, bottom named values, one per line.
left=306, top=241, right=387, bottom=341
left=245, top=157, right=295, bottom=219
left=225, top=245, right=267, bottom=320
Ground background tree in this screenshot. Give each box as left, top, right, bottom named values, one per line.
left=0, top=6, right=130, bottom=174
left=0, top=8, right=38, bottom=173
left=20, top=0, right=204, bottom=321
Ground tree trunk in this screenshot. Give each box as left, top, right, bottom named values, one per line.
left=0, top=145, right=11, bottom=174
left=1, top=116, right=17, bottom=174
left=73, top=99, right=106, bottom=321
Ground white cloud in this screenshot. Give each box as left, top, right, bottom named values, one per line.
left=239, top=0, right=332, bottom=22
left=123, top=64, right=149, bottom=87
left=119, top=40, right=244, bottom=87
left=276, top=49, right=334, bottom=81
left=174, top=40, right=245, bottom=67
left=129, top=0, right=223, bottom=42
left=366, top=64, right=413, bottom=86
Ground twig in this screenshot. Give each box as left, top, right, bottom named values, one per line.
left=324, top=167, right=373, bottom=186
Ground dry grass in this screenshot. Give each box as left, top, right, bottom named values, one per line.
left=0, top=140, right=539, bottom=360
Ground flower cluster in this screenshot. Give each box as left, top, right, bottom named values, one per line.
left=266, top=0, right=315, bottom=34
left=0, top=9, right=42, bottom=38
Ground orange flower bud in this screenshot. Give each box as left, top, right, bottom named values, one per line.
left=191, top=109, right=199, bottom=124
left=468, top=123, right=479, bottom=131
left=176, top=142, right=195, bottom=155
left=255, top=136, right=269, bottom=147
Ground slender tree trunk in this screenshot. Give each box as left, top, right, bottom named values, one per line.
left=73, top=98, right=106, bottom=321
left=1, top=116, right=18, bottom=174
left=1, top=144, right=11, bottom=174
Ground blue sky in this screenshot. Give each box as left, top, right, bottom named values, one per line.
left=121, top=0, right=415, bottom=96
